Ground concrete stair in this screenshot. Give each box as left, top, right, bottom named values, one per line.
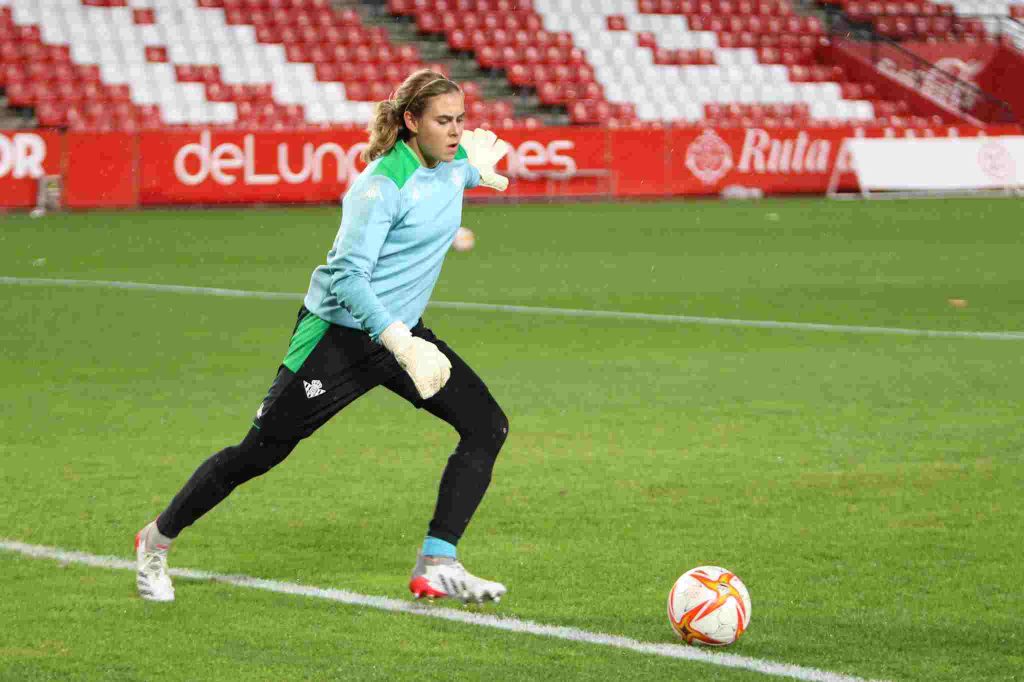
left=342, top=0, right=570, bottom=125
left=0, top=95, right=36, bottom=130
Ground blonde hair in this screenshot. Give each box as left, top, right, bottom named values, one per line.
left=361, top=69, right=462, bottom=163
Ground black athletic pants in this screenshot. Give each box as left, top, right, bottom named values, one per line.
left=156, top=307, right=508, bottom=546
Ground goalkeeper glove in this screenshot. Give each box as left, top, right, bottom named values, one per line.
left=460, top=128, right=511, bottom=191
left=379, top=321, right=452, bottom=400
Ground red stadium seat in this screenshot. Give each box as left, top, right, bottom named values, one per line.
left=206, top=82, right=230, bottom=101
left=449, top=29, right=470, bottom=51
left=381, top=62, right=405, bottom=83
left=415, top=13, right=442, bottom=34
left=38, top=102, right=71, bottom=127
left=285, top=44, right=309, bottom=61
left=345, top=81, right=370, bottom=100
left=607, top=15, right=628, bottom=30
left=99, top=84, right=125, bottom=102
left=0, top=0, right=939, bottom=133
left=315, top=63, right=338, bottom=81
left=460, top=80, right=481, bottom=100
left=476, top=45, right=500, bottom=69
left=507, top=63, right=531, bottom=86
left=329, top=44, right=350, bottom=63
left=175, top=64, right=199, bottom=81
left=145, top=46, right=168, bottom=62
left=368, top=81, right=391, bottom=100
left=52, top=67, right=76, bottom=91
left=335, top=62, right=359, bottom=81
left=537, top=81, right=564, bottom=105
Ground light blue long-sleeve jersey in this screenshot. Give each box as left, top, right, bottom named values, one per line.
left=303, top=140, right=480, bottom=341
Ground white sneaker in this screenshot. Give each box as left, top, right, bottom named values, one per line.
left=135, top=520, right=174, bottom=602
left=409, top=553, right=507, bottom=604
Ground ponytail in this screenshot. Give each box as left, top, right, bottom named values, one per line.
left=362, top=100, right=403, bottom=163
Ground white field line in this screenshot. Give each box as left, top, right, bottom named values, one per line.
left=2, top=276, right=1022, bottom=341
left=0, top=539, right=889, bottom=682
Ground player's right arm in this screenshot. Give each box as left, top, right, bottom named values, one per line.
left=328, top=175, right=398, bottom=342
left=328, top=175, right=451, bottom=400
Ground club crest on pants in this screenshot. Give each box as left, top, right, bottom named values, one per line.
left=303, top=379, right=325, bottom=399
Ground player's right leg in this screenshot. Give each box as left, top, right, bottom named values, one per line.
left=135, top=307, right=393, bottom=602
left=135, top=427, right=300, bottom=602
left=135, top=518, right=174, bottom=602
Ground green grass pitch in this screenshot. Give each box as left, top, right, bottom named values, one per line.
left=0, top=197, right=1022, bottom=681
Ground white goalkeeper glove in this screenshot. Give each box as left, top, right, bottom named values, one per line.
left=460, top=128, right=511, bottom=191
left=379, top=321, right=452, bottom=400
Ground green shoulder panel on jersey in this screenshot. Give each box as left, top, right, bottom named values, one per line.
left=455, top=144, right=468, bottom=161
left=283, top=312, right=330, bottom=373
left=371, top=140, right=421, bottom=190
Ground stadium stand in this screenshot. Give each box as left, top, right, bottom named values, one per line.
left=386, top=0, right=936, bottom=127
left=0, top=0, right=536, bottom=130
left=2, top=0, right=1017, bottom=130
left=823, top=0, right=1024, bottom=47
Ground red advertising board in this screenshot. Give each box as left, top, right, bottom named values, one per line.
left=137, top=129, right=370, bottom=205
left=665, top=125, right=1018, bottom=196
left=2, top=124, right=1021, bottom=210
left=64, top=132, right=138, bottom=208
left=608, top=128, right=670, bottom=197
left=0, top=130, right=63, bottom=208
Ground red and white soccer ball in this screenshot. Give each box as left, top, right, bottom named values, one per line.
left=667, top=566, right=751, bottom=646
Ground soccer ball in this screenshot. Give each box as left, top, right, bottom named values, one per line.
left=667, top=566, right=751, bottom=646
left=452, top=226, right=475, bottom=252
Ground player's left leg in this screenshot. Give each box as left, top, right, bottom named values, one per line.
left=383, top=321, right=509, bottom=602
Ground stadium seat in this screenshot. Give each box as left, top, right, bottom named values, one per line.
left=0, top=0, right=529, bottom=130
left=517, top=0, right=914, bottom=125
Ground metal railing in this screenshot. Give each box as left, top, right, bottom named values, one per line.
left=824, top=9, right=1018, bottom=125
left=874, top=12, right=1024, bottom=45
left=825, top=6, right=1024, bottom=49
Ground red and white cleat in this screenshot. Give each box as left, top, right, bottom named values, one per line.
left=409, top=553, right=506, bottom=604
left=135, top=521, right=174, bottom=602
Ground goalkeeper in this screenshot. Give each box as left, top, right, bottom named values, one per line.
left=135, top=69, right=512, bottom=605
